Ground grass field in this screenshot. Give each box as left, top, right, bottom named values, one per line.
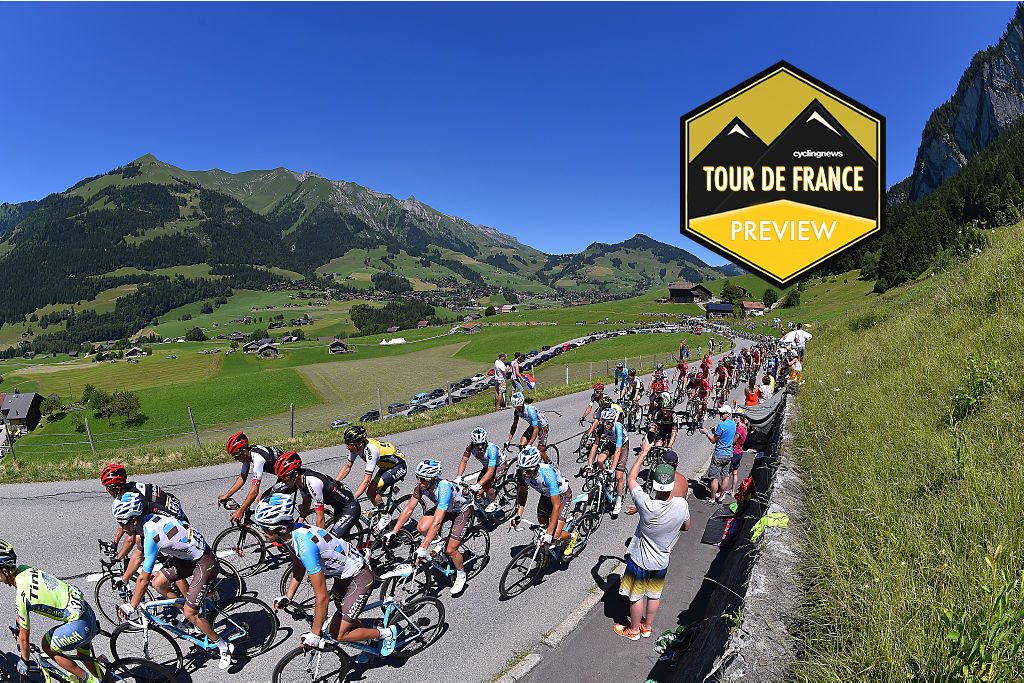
left=772, top=271, right=876, bottom=327
left=704, top=273, right=794, bottom=302
left=791, top=223, right=1024, bottom=680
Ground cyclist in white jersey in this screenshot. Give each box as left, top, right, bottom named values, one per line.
left=456, top=427, right=507, bottom=513
left=255, top=495, right=397, bottom=656
left=219, top=431, right=284, bottom=524
left=507, top=392, right=552, bottom=463
left=511, top=447, right=575, bottom=551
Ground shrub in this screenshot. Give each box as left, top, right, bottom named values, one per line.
left=948, top=357, right=1004, bottom=427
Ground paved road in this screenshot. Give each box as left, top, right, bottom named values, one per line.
left=0, top=343, right=751, bottom=683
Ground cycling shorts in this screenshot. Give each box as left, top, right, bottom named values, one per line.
left=445, top=507, right=473, bottom=542
left=372, top=460, right=407, bottom=490
left=161, top=551, right=219, bottom=609
left=329, top=498, right=362, bottom=539
left=648, top=422, right=675, bottom=442
left=45, top=603, right=98, bottom=653
left=537, top=484, right=574, bottom=526
left=330, top=566, right=375, bottom=624
left=523, top=424, right=549, bottom=448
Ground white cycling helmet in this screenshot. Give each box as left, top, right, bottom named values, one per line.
left=253, top=493, right=295, bottom=529
left=112, top=492, right=144, bottom=523
left=470, top=427, right=488, bottom=444
left=600, top=407, right=617, bottom=422
left=518, top=446, right=542, bottom=469
left=659, top=391, right=673, bottom=405
left=415, top=459, right=442, bottom=480
left=510, top=392, right=525, bottom=408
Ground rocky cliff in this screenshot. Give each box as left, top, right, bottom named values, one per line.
left=903, top=5, right=1024, bottom=202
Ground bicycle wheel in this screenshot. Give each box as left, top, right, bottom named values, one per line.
left=379, top=561, right=432, bottom=602
left=213, top=526, right=267, bottom=578
left=109, top=622, right=183, bottom=673
left=498, top=544, right=546, bottom=600
left=494, top=475, right=520, bottom=518
left=279, top=566, right=316, bottom=613
left=461, top=526, right=491, bottom=580
left=103, top=657, right=177, bottom=683
left=391, top=494, right=426, bottom=530
left=366, top=529, right=417, bottom=580
left=393, top=596, right=446, bottom=657
left=213, top=557, right=245, bottom=604
left=211, top=596, right=279, bottom=659
left=94, top=574, right=155, bottom=628
left=545, top=444, right=560, bottom=466
left=271, top=645, right=350, bottom=683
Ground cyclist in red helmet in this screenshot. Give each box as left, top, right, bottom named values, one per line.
left=100, top=463, right=187, bottom=592
left=272, top=451, right=361, bottom=538
left=579, top=383, right=606, bottom=427
left=218, top=431, right=286, bottom=523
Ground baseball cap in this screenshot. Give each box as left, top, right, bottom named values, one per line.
left=661, top=450, right=679, bottom=467
left=652, top=464, right=676, bottom=492
left=718, top=404, right=733, bottom=415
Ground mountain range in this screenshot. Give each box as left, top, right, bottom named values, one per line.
left=0, top=155, right=736, bottom=335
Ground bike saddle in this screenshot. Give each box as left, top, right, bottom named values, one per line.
left=379, top=563, right=415, bottom=580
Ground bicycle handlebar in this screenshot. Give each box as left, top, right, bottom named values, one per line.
left=220, top=498, right=241, bottom=511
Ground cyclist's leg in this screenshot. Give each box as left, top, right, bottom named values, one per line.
left=537, top=426, right=550, bottom=463
left=553, top=486, right=573, bottom=543
left=375, top=461, right=407, bottom=508
left=330, top=498, right=362, bottom=538
left=42, top=607, right=99, bottom=681
left=614, top=444, right=630, bottom=498
left=179, top=554, right=222, bottom=643
left=445, top=508, right=471, bottom=570
left=331, top=570, right=383, bottom=643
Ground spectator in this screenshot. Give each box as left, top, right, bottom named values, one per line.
left=699, top=404, right=735, bottom=505
left=494, top=353, right=508, bottom=409
left=758, top=375, right=774, bottom=403
left=781, top=323, right=812, bottom=358
left=679, top=339, right=688, bottom=361
left=509, top=352, right=525, bottom=393
left=615, top=441, right=691, bottom=641
left=727, top=407, right=748, bottom=496
left=743, top=377, right=759, bottom=407
left=660, top=449, right=688, bottom=498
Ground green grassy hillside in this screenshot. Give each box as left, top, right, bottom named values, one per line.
left=793, top=222, right=1024, bottom=680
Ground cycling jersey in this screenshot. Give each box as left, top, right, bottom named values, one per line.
left=715, top=366, right=729, bottom=384
left=650, top=378, right=668, bottom=394
left=128, top=481, right=186, bottom=521
left=653, top=409, right=675, bottom=427
left=614, top=367, right=629, bottom=389
left=240, top=445, right=284, bottom=484
left=522, top=405, right=548, bottom=428
left=689, top=377, right=710, bottom=396
left=349, top=438, right=405, bottom=473
left=140, top=514, right=208, bottom=574
left=599, top=421, right=628, bottom=449
left=291, top=524, right=364, bottom=580
left=418, top=479, right=469, bottom=513
left=300, top=470, right=357, bottom=511
left=520, top=463, right=569, bottom=498
left=470, top=442, right=503, bottom=468
left=14, top=566, right=86, bottom=630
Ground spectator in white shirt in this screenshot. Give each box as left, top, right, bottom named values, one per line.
left=494, top=353, right=508, bottom=409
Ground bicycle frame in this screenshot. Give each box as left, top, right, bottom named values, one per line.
left=136, top=597, right=248, bottom=652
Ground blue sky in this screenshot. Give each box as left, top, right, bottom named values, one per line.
left=0, top=2, right=1014, bottom=262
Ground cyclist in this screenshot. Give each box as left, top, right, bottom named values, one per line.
left=586, top=408, right=629, bottom=516
left=111, top=493, right=234, bottom=670
left=583, top=394, right=623, bottom=443
left=579, top=383, right=606, bottom=426
left=256, top=495, right=397, bottom=657
left=735, top=351, right=746, bottom=383
left=713, top=360, right=730, bottom=406
left=218, top=431, right=285, bottom=524
left=648, top=368, right=669, bottom=415
left=613, top=362, right=628, bottom=396
left=456, top=427, right=506, bottom=513
left=673, top=357, right=689, bottom=389
left=724, top=352, right=737, bottom=388
left=646, top=392, right=678, bottom=448
left=507, top=392, right=551, bottom=463
left=387, top=460, right=472, bottom=596
left=0, top=539, right=102, bottom=683
left=101, top=463, right=189, bottom=594
left=336, top=425, right=408, bottom=512
left=510, top=447, right=576, bottom=553
left=686, top=370, right=711, bottom=423
left=273, top=451, right=361, bottom=539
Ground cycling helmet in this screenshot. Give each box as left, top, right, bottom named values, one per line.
left=598, top=396, right=612, bottom=409
left=343, top=425, right=367, bottom=445
left=628, top=368, right=636, bottom=377
left=253, top=493, right=295, bottom=529
left=600, top=408, right=617, bottom=422
left=654, top=369, right=665, bottom=378
left=733, top=406, right=746, bottom=418
left=616, top=361, right=624, bottom=369
left=518, top=447, right=542, bottom=469
left=510, top=392, right=525, bottom=408
left=592, top=383, right=605, bottom=392
left=470, top=427, right=488, bottom=445
left=226, top=431, right=249, bottom=456
left=415, top=459, right=442, bottom=480
left=274, top=450, right=302, bottom=478
left=112, top=492, right=144, bottom=523
left=0, top=539, right=16, bottom=569
left=660, top=391, right=672, bottom=405
left=655, top=363, right=664, bottom=371
left=100, top=463, right=128, bottom=487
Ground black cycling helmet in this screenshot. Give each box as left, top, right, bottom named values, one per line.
left=0, top=539, right=16, bottom=569
left=343, top=425, right=367, bottom=445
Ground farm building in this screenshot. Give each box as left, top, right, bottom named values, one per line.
left=256, top=344, right=280, bottom=358
left=462, top=313, right=482, bottom=323
left=1, top=392, right=43, bottom=433
left=417, top=320, right=429, bottom=328
left=461, top=322, right=482, bottom=334
left=741, top=301, right=766, bottom=315
left=497, top=304, right=517, bottom=314
left=243, top=338, right=274, bottom=353
left=328, top=340, right=352, bottom=355
left=705, top=303, right=734, bottom=319
left=124, top=346, right=144, bottom=358
left=668, top=281, right=713, bottom=304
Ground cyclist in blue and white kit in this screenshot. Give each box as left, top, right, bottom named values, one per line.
left=112, top=493, right=234, bottom=670
left=511, top=447, right=577, bottom=555
left=388, top=460, right=473, bottom=596
left=256, top=495, right=397, bottom=656
left=586, top=408, right=630, bottom=516
left=456, top=427, right=506, bottom=513
left=615, top=362, right=631, bottom=399
left=507, top=392, right=552, bottom=463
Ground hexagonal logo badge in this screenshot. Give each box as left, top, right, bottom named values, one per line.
left=681, top=61, right=884, bottom=285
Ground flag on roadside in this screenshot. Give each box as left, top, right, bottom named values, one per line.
left=524, top=373, right=536, bottom=390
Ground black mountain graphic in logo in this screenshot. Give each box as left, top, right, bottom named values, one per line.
left=687, top=100, right=878, bottom=219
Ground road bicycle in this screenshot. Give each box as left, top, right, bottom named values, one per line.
left=641, top=447, right=669, bottom=496
left=497, top=511, right=592, bottom=600
left=271, top=565, right=446, bottom=682
left=91, top=539, right=244, bottom=628
left=212, top=498, right=290, bottom=578
left=0, top=626, right=176, bottom=683
left=575, top=425, right=596, bottom=464
left=580, top=465, right=618, bottom=532
left=108, top=590, right=278, bottom=673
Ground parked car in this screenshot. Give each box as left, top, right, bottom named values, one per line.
left=561, top=343, right=573, bottom=351
left=428, top=388, right=446, bottom=399
left=541, top=345, right=551, bottom=351
left=387, top=402, right=408, bottom=415
left=410, top=392, right=431, bottom=405
left=470, top=374, right=485, bottom=383
left=360, top=410, right=380, bottom=422
left=458, top=378, right=473, bottom=388
left=408, top=404, right=428, bottom=415
left=330, top=418, right=350, bottom=430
